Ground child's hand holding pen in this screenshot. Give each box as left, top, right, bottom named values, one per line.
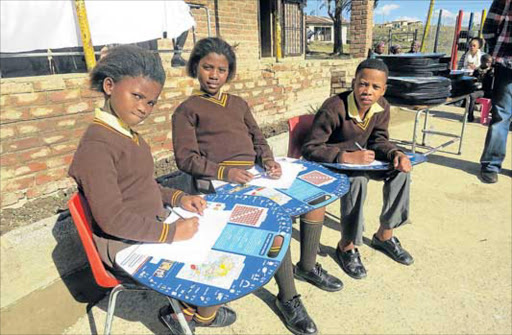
left=338, top=141, right=375, bottom=164
left=174, top=216, right=199, bottom=241
left=227, top=168, right=254, bottom=184
left=264, top=160, right=282, bottom=179
left=179, top=195, right=206, bottom=215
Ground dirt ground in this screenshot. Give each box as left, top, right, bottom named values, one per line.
left=1, top=105, right=511, bottom=335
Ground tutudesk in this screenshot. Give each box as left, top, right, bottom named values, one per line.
left=392, top=95, right=470, bottom=155
left=116, top=193, right=292, bottom=309
left=214, top=158, right=350, bottom=216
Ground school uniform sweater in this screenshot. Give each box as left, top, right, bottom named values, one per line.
left=172, top=91, right=274, bottom=180
left=69, top=110, right=185, bottom=245
left=302, top=91, right=399, bottom=163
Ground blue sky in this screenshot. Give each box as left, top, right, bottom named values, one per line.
left=305, top=0, right=493, bottom=26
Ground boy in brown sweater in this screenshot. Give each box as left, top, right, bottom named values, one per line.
left=303, top=59, right=414, bottom=280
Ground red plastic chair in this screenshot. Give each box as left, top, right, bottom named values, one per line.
left=287, top=115, right=339, bottom=256
left=68, top=193, right=191, bottom=335
left=476, top=97, right=491, bottom=125
left=287, top=114, right=315, bottom=158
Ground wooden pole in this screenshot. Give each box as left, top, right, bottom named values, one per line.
left=420, top=0, right=435, bottom=52
left=74, top=0, right=96, bottom=71
left=479, top=9, right=487, bottom=38
left=450, top=10, right=463, bottom=70
left=433, top=9, right=443, bottom=53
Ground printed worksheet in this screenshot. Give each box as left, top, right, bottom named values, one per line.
left=244, top=187, right=292, bottom=206
left=246, top=157, right=303, bottom=189
left=176, top=250, right=246, bottom=289
left=117, top=207, right=231, bottom=265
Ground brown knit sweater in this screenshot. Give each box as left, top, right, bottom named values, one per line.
left=69, top=120, right=185, bottom=244
left=172, top=92, right=274, bottom=180
left=302, top=91, right=399, bottom=163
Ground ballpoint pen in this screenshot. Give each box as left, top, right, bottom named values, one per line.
left=354, top=141, right=366, bottom=151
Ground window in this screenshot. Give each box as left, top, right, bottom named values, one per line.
left=282, top=0, right=304, bottom=56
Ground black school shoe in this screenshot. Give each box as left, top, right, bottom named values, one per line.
left=195, top=305, right=237, bottom=328
left=275, top=295, right=318, bottom=335
left=336, top=247, right=367, bottom=279
left=371, top=234, right=414, bottom=265
left=294, top=262, right=343, bottom=292
left=159, top=305, right=196, bottom=335
left=480, top=169, right=498, bottom=184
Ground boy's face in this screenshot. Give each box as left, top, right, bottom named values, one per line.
left=482, top=59, right=492, bottom=69
left=375, top=44, right=385, bottom=54
left=352, top=68, right=387, bottom=111
left=103, top=76, right=162, bottom=127
left=197, top=52, right=229, bottom=96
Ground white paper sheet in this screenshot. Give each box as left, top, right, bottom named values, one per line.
left=339, top=159, right=388, bottom=168
left=246, top=158, right=303, bottom=189
left=116, top=207, right=231, bottom=266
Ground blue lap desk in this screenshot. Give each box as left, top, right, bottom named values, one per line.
left=321, top=153, right=427, bottom=171
left=215, top=160, right=350, bottom=216
left=117, top=194, right=291, bottom=307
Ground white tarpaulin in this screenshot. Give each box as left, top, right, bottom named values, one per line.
left=0, top=0, right=195, bottom=53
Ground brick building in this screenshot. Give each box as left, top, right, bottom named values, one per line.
left=0, top=0, right=374, bottom=210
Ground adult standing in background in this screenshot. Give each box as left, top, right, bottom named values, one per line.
left=479, top=0, right=512, bottom=184
left=368, top=41, right=385, bottom=58
left=459, top=37, right=485, bottom=73
left=408, top=40, right=421, bottom=53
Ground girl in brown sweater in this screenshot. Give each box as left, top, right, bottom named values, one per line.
left=69, top=45, right=235, bottom=333
left=173, top=37, right=341, bottom=335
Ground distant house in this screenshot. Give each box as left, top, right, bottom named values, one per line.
left=306, top=15, right=348, bottom=44
left=390, top=19, right=422, bottom=29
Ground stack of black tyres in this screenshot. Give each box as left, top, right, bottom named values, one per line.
left=376, top=53, right=452, bottom=105
left=438, top=70, right=479, bottom=97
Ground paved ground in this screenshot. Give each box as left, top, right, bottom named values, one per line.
left=1, top=105, right=511, bottom=335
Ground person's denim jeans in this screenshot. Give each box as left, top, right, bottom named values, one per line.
left=480, top=65, right=512, bottom=173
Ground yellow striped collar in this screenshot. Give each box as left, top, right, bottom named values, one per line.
left=94, top=107, right=133, bottom=139
left=347, top=91, right=384, bottom=123
left=192, top=88, right=228, bottom=107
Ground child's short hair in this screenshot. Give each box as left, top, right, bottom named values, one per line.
left=481, top=53, right=492, bottom=63
left=187, top=37, right=237, bottom=81
left=90, top=44, right=165, bottom=93
left=355, top=59, right=389, bottom=78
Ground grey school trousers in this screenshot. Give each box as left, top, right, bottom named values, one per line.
left=340, top=170, right=411, bottom=245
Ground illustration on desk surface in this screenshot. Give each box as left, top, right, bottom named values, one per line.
left=298, top=170, right=336, bottom=187
left=176, top=250, right=246, bottom=290
left=244, top=187, right=292, bottom=206
left=228, top=204, right=268, bottom=228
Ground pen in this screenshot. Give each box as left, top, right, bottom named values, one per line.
left=355, top=142, right=366, bottom=151
left=170, top=207, right=185, bottom=220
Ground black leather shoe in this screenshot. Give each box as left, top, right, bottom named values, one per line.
left=159, top=305, right=196, bottom=334
left=196, top=305, right=237, bottom=327
left=275, top=295, right=318, bottom=335
left=371, top=234, right=414, bottom=265
left=294, top=262, right=343, bottom=292
left=336, top=247, right=367, bottom=279
left=480, top=170, right=498, bottom=184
